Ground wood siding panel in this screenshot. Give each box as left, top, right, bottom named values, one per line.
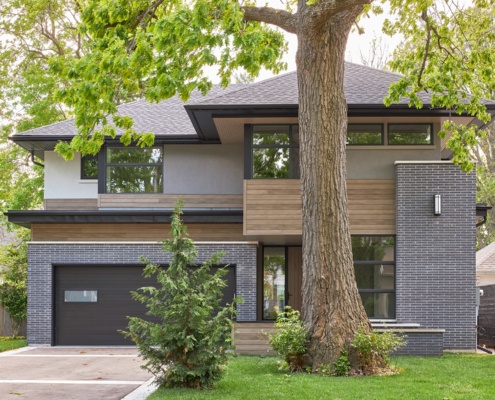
left=244, top=179, right=396, bottom=235
left=98, top=194, right=243, bottom=209
left=31, top=223, right=244, bottom=242
left=45, top=199, right=98, bottom=210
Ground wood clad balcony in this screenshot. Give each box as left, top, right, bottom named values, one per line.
left=243, top=179, right=396, bottom=236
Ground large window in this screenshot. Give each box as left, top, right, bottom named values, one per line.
left=352, top=236, right=395, bottom=319
left=105, top=147, right=163, bottom=193
left=250, top=125, right=299, bottom=179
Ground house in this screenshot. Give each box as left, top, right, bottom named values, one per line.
left=477, top=241, right=495, bottom=287
left=6, top=62, right=492, bottom=355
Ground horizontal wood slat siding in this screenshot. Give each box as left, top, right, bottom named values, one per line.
left=98, top=194, right=243, bottom=209
left=244, top=179, right=396, bottom=235
left=31, top=223, right=244, bottom=242
left=45, top=199, right=98, bottom=210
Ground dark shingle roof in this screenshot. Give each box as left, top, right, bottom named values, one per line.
left=12, top=62, right=434, bottom=139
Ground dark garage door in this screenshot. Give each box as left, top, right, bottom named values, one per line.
left=54, top=265, right=236, bottom=346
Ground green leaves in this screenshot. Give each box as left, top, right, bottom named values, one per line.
left=384, top=0, right=495, bottom=171
left=124, top=201, right=241, bottom=389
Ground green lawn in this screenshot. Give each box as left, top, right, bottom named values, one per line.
left=148, top=353, right=495, bottom=400
left=0, top=337, right=27, bottom=352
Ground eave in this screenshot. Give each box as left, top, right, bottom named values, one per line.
left=5, top=209, right=243, bottom=229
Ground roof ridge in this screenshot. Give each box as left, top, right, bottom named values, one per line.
left=193, top=70, right=297, bottom=105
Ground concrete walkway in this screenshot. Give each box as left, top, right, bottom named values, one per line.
left=0, top=347, right=155, bottom=400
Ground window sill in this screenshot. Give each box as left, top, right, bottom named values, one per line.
left=347, top=145, right=436, bottom=150
left=79, top=180, right=97, bottom=184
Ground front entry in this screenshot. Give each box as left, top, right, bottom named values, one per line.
left=262, top=246, right=302, bottom=320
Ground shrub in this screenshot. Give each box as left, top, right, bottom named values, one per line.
left=333, top=350, right=351, bottom=376
left=351, top=325, right=406, bottom=374
left=266, top=307, right=308, bottom=372
left=123, top=202, right=241, bottom=389
left=0, top=239, right=27, bottom=338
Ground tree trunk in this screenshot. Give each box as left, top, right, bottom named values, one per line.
left=297, top=6, right=371, bottom=370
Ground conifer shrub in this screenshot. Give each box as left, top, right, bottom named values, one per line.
left=124, top=202, right=241, bottom=389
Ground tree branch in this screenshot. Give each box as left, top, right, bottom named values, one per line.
left=241, top=6, right=297, bottom=34
left=301, top=0, right=371, bottom=28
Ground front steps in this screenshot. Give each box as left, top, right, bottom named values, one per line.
left=233, top=322, right=275, bottom=355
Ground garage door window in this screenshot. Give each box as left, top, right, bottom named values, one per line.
left=64, top=290, right=98, bottom=302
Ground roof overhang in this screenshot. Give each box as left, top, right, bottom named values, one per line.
left=5, top=209, right=243, bottom=229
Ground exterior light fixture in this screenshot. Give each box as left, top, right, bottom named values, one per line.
left=434, top=194, right=441, bottom=216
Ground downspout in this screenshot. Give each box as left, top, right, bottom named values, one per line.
left=31, top=150, right=44, bottom=168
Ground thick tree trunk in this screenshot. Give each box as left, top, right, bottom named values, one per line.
left=297, top=7, right=371, bottom=370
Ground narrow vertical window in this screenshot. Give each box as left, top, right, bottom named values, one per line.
left=263, top=247, right=286, bottom=319
left=81, top=154, right=98, bottom=180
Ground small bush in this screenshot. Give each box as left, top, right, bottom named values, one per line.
left=265, top=307, right=308, bottom=372
left=351, top=325, right=406, bottom=374
left=333, top=350, right=351, bottom=376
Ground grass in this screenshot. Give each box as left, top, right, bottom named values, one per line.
left=0, top=337, right=27, bottom=352
left=148, top=353, right=495, bottom=400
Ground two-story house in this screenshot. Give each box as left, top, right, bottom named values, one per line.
left=6, top=63, right=491, bottom=355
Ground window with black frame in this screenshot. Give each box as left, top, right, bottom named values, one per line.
left=347, top=124, right=383, bottom=145
left=387, top=123, right=433, bottom=145
left=105, top=147, right=163, bottom=193
left=251, top=125, right=299, bottom=179
left=352, top=236, right=395, bottom=319
left=81, top=154, right=98, bottom=180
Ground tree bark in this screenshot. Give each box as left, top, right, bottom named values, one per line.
left=296, top=5, right=371, bottom=370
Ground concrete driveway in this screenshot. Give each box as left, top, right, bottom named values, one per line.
left=0, top=347, right=155, bottom=400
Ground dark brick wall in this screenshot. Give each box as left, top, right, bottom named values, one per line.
left=396, top=162, right=476, bottom=350
left=392, top=331, right=444, bottom=356
left=28, top=242, right=257, bottom=345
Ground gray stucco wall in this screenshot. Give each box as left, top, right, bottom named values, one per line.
left=395, top=162, right=476, bottom=350
left=27, top=242, right=257, bottom=346
left=164, top=144, right=244, bottom=194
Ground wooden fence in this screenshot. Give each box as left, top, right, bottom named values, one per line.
left=478, top=284, right=495, bottom=348
left=0, top=305, right=26, bottom=337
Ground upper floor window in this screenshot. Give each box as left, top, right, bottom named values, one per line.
left=105, top=147, right=163, bottom=193
left=347, top=124, right=383, bottom=145
left=387, top=123, right=433, bottom=145
left=81, top=154, right=98, bottom=180
left=352, top=235, right=395, bottom=319
left=248, top=125, right=299, bottom=179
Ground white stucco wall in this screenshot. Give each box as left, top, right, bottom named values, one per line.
left=163, top=144, right=244, bottom=194
left=44, top=151, right=98, bottom=199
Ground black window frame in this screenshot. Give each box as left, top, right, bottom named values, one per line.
left=245, top=124, right=300, bottom=179
left=98, top=145, right=164, bottom=194
left=80, top=154, right=99, bottom=180
left=261, top=245, right=288, bottom=321
left=352, top=235, right=396, bottom=320
left=346, top=123, right=384, bottom=146
left=387, top=123, right=434, bottom=146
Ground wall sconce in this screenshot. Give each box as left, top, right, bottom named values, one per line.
left=434, top=195, right=441, bottom=216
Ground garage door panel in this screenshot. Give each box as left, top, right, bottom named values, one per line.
left=55, top=265, right=236, bottom=346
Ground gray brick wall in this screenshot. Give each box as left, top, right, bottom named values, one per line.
left=392, top=331, right=444, bottom=356
left=396, top=162, right=476, bottom=350
left=28, top=242, right=258, bottom=346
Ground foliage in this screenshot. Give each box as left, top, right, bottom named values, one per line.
left=52, top=0, right=287, bottom=158
left=384, top=0, right=495, bottom=172
left=148, top=354, right=495, bottom=400
left=351, top=326, right=406, bottom=374
left=472, top=122, right=495, bottom=249
left=0, top=234, right=28, bottom=338
left=265, top=307, right=308, bottom=372
left=124, top=202, right=240, bottom=389
left=0, top=337, right=27, bottom=352
left=332, top=350, right=352, bottom=377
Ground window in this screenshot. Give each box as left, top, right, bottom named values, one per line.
left=263, top=247, right=286, bottom=319
left=105, top=147, right=163, bottom=193
left=64, top=290, right=97, bottom=302
left=81, top=154, right=98, bottom=179
left=347, top=124, right=383, bottom=145
left=250, top=125, right=299, bottom=179
left=352, top=236, right=395, bottom=319
left=388, top=124, right=433, bottom=145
